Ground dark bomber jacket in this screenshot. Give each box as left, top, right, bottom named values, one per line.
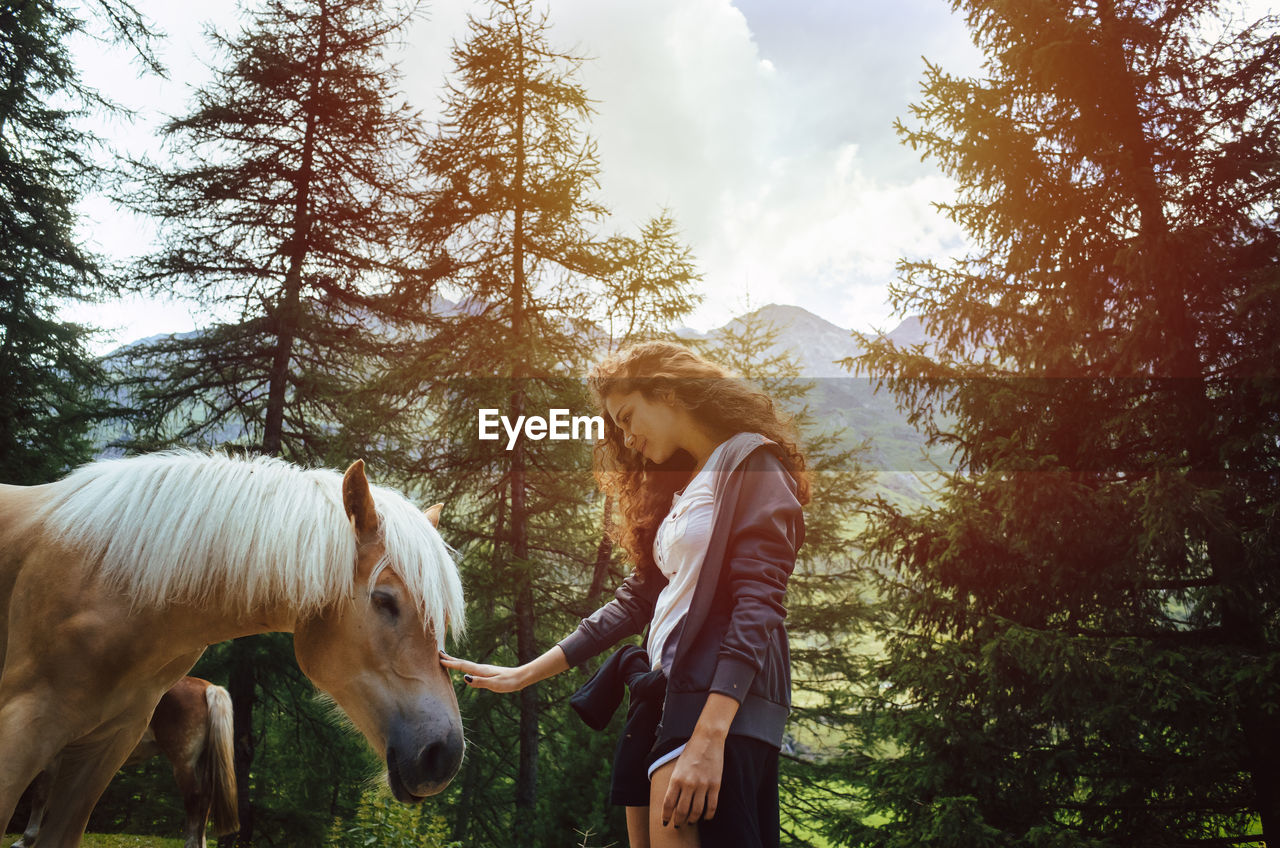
left=557, top=433, right=806, bottom=748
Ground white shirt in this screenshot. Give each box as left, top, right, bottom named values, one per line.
left=647, top=437, right=735, bottom=671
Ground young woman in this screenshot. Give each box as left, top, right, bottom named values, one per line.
left=440, top=341, right=809, bottom=848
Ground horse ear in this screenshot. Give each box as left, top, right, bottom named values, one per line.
left=342, top=460, right=378, bottom=539
left=425, top=503, right=444, bottom=527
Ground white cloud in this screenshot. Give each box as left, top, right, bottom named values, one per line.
left=507, top=0, right=969, bottom=332
left=66, top=0, right=978, bottom=350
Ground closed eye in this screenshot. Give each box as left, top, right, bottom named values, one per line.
left=371, top=590, right=400, bottom=620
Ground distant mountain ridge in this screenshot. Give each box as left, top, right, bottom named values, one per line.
left=103, top=301, right=949, bottom=495
left=682, top=302, right=928, bottom=378
left=684, top=304, right=947, bottom=484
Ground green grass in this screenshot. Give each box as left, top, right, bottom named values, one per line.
left=5, top=835, right=184, bottom=848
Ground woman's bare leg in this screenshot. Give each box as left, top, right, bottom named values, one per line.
left=647, top=761, right=699, bottom=848
left=626, top=805, right=650, bottom=848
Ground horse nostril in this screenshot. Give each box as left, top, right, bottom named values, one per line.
left=419, top=730, right=464, bottom=783
left=420, top=740, right=446, bottom=781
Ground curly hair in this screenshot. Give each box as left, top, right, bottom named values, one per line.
left=587, top=340, right=810, bottom=583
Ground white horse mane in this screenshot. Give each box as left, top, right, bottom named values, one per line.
left=39, top=450, right=464, bottom=648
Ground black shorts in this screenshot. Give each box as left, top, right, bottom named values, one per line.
left=609, top=696, right=780, bottom=848
left=608, top=680, right=665, bottom=807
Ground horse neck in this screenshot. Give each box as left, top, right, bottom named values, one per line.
left=0, top=482, right=50, bottom=586
left=205, top=601, right=304, bottom=643
left=153, top=596, right=304, bottom=649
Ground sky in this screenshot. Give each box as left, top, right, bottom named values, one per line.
left=60, top=0, right=1270, bottom=353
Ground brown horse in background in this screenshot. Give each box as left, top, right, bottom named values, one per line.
left=0, top=451, right=466, bottom=845
left=13, top=677, right=237, bottom=848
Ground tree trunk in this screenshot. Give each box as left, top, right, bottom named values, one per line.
left=262, top=5, right=325, bottom=458
left=510, top=389, right=537, bottom=844
left=587, top=494, right=615, bottom=604
left=1210, top=511, right=1280, bottom=840
left=221, top=639, right=256, bottom=848
left=449, top=750, right=480, bottom=844
left=509, top=14, right=540, bottom=845
left=230, top=10, right=329, bottom=844
left=1096, top=3, right=1279, bottom=836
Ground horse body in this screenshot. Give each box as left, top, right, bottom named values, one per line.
left=14, top=676, right=238, bottom=848
left=129, top=677, right=238, bottom=848
left=0, top=452, right=465, bottom=846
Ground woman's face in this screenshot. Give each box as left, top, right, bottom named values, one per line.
left=603, top=389, right=687, bottom=464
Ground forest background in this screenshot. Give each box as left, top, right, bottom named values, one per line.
left=2, top=0, right=1277, bottom=847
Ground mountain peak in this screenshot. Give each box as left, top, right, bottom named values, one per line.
left=737, top=303, right=848, bottom=335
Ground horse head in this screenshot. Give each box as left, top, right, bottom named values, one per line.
left=293, top=460, right=464, bottom=801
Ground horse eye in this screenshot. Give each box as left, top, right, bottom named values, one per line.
left=371, top=590, right=400, bottom=620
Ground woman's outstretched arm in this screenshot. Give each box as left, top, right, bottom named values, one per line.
left=440, top=568, right=663, bottom=693
left=439, top=645, right=569, bottom=693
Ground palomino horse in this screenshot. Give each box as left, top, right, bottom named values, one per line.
left=14, top=676, right=237, bottom=848
left=0, top=451, right=466, bottom=845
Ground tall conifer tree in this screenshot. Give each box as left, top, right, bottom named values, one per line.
left=0, top=0, right=157, bottom=484
left=407, top=2, right=699, bottom=843
left=845, top=2, right=1280, bottom=846
left=116, top=2, right=430, bottom=842
left=117, top=0, right=428, bottom=465
left=700, top=308, right=872, bottom=844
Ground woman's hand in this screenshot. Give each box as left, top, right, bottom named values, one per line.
left=439, top=651, right=529, bottom=693
left=661, top=734, right=725, bottom=828
left=661, top=691, right=738, bottom=828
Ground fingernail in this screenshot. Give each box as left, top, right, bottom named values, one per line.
left=464, top=674, right=473, bottom=682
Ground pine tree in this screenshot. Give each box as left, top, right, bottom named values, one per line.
left=598, top=212, right=701, bottom=346
left=116, top=0, right=429, bottom=466
left=700, top=308, right=873, bottom=844
left=0, top=0, right=157, bottom=484
left=113, top=2, right=432, bottom=842
left=844, top=2, right=1280, bottom=846
left=405, top=2, right=700, bottom=843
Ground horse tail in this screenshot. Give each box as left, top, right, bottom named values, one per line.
left=204, top=683, right=240, bottom=837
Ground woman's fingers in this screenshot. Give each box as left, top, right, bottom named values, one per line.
left=661, top=741, right=728, bottom=827
left=439, top=651, right=493, bottom=678
left=442, top=653, right=478, bottom=676
left=448, top=661, right=488, bottom=677
left=439, top=653, right=523, bottom=692
left=664, top=777, right=705, bottom=828
left=445, top=658, right=476, bottom=678
left=457, top=669, right=501, bottom=690
left=685, top=788, right=706, bottom=826
left=661, top=781, right=682, bottom=827
left=663, top=774, right=719, bottom=827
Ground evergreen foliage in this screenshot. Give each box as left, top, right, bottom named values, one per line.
left=700, top=307, right=873, bottom=847
left=400, top=2, right=700, bottom=845
left=0, top=0, right=156, bottom=484
left=844, top=2, right=1280, bottom=846
left=327, top=787, right=456, bottom=848
left=108, top=2, right=434, bottom=843
left=114, top=0, right=429, bottom=466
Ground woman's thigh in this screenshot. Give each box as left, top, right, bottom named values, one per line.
left=649, top=736, right=780, bottom=848
left=647, top=761, right=701, bottom=848
left=626, top=805, right=650, bottom=848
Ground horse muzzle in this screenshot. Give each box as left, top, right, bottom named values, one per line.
left=386, top=720, right=465, bottom=802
